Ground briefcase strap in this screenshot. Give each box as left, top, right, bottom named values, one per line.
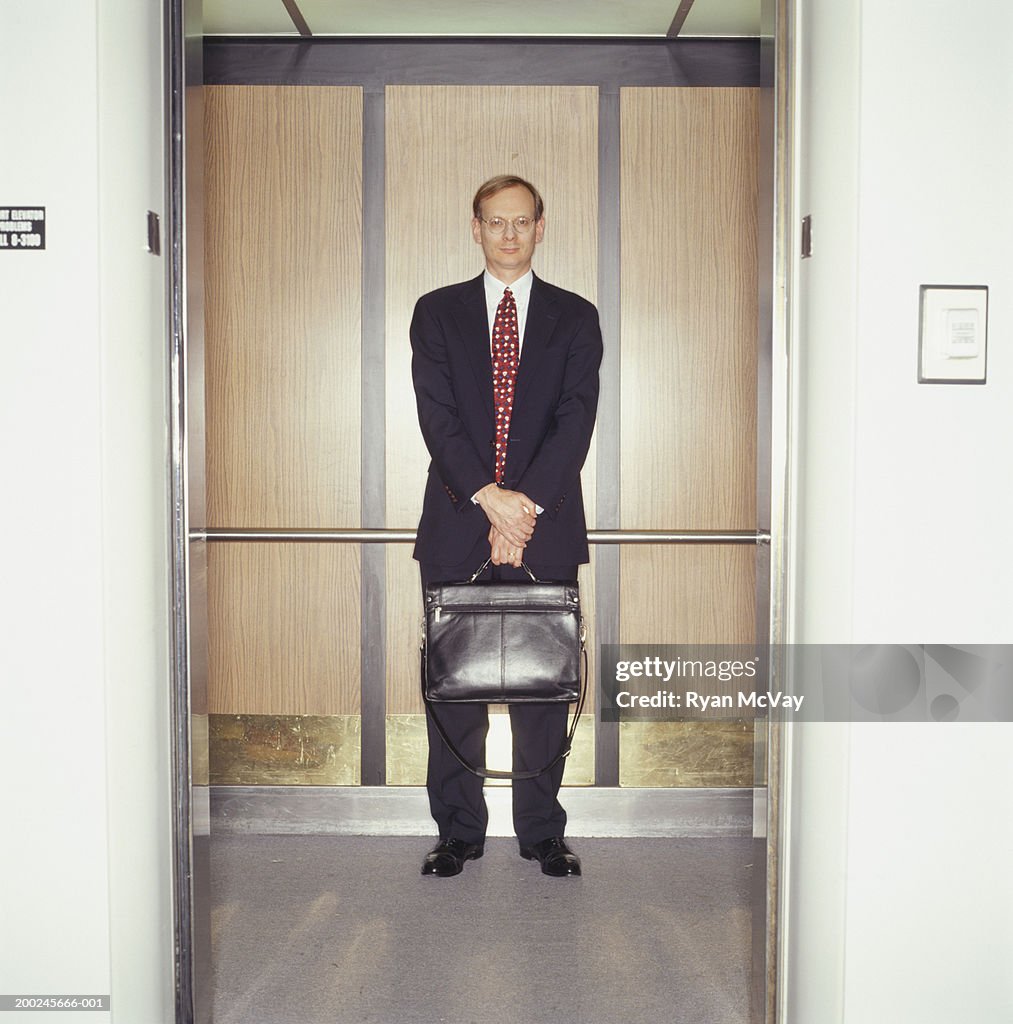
left=419, top=645, right=588, bottom=781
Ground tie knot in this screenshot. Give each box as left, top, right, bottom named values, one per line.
left=503, top=288, right=513, bottom=299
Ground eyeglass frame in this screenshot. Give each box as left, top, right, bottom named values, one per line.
left=477, top=215, right=540, bottom=236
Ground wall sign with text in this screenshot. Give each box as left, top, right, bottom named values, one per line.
left=0, top=206, right=46, bottom=250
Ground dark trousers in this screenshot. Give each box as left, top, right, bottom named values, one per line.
left=419, top=556, right=578, bottom=847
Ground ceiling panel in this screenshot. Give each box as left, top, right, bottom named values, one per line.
left=203, top=0, right=762, bottom=38
left=298, top=0, right=678, bottom=36
left=204, top=0, right=297, bottom=36
left=680, top=0, right=760, bottom=37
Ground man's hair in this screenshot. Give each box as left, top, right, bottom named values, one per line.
left=472, top=175, right=544, bottom=221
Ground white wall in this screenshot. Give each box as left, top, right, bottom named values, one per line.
left=851, top=3, right=1013, bottom=642
left=0, top=2, right=174, bottom=1021
left=784, top=1, right=1013, bottom=1022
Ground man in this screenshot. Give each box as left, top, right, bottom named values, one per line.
left=410, top=175, right=602, bottom=878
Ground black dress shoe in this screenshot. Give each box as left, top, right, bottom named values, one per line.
left=519, top=836, right=582, bottom=877
left=421, top=838, right=484, bottom=877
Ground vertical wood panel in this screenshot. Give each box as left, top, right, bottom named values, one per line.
left=620, top=87, right=758, bottom=531
left=619, top=545, right=756, bottom=787
left=620, top=546, right=756, bottom=645
left=618, top=90, right=757, bottom=638
left=618, top=88, right=759, bottom=786
left=204, top=85, right=363, bottom=720
left=207, top=543, right=360, bottom=715
left=384, top=85, right=599, bottom=714
left=204, top=85, right=362, bottom=527
left=618, top=87, right=759, bottom=667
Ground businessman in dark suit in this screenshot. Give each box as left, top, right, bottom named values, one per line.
left=410, top=175, right=602, bottom=878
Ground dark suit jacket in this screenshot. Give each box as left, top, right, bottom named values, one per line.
left=410, top=272, right=603, bottom=568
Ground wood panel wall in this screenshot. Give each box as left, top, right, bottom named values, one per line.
left=619, top=87, right=759, bottom=647
left=207, top=544, right=360, bottom=715
left=204, top=86, right=362, bottom=528
left=201, top=82, right=761, bottom=762
left=383, top=85, right=599, bottom=714
left=204, top=86, right=363, bottom=714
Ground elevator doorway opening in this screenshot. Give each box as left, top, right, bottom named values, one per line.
left=168, top=17, right=788, bottom=1024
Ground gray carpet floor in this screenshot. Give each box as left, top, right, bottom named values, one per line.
left=210, top=836, right=753, bottom=1024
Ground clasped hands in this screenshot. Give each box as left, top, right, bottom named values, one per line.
left=475, top=483, right=537, bottom=568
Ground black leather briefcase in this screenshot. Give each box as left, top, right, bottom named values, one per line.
left=420, top=559, right=587, bottom=779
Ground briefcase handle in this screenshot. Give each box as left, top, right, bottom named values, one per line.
left=465, top=556, right=538, bottom=584
left=419, top=626, right=588, bottom=782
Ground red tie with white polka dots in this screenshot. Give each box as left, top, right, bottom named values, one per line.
left=491, top=287, right=519, bottom=484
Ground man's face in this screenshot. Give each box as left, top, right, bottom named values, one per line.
left=471, top=185, right=545, bottom=283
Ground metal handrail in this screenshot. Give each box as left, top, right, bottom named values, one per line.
left=190, top=527, right=769, bottom=544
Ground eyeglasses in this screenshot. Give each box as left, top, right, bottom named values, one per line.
left=479, top=216, right=537, bottom=236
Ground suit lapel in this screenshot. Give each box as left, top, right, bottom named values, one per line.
left=451, top=274, right=494, bottom=427
left=514, top=273, right=559, bottom=408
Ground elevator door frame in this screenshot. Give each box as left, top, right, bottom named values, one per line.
left=166, top=12, right=792, bottom=1024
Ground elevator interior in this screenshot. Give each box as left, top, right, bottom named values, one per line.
left=169, top=15, right=783, bottom=1024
